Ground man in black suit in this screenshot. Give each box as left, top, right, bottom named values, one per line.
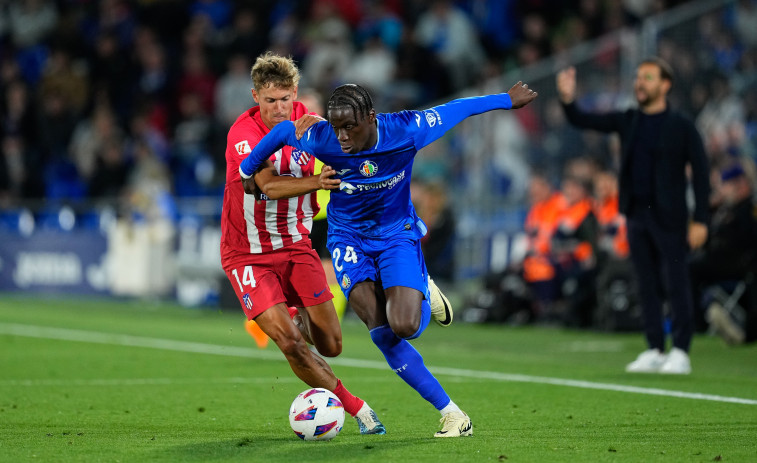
left=556, top=57, right=710, bottom=374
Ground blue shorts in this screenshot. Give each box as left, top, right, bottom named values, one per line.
left=327, top=231, right=430, bottom=301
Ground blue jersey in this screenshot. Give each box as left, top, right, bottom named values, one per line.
left=239, top=93, right=513, bottom=239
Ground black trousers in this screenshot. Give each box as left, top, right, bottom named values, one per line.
left=627, top=208, right=694, bottom=352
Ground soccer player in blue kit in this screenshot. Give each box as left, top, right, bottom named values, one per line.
left=240, top=81, right=538, bottom=437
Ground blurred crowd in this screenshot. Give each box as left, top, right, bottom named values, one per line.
left=471, top=155, right=757, bottom=342
left=2, top=1, right=757, bottom=338
left=0, top=0, right=715, bottom=215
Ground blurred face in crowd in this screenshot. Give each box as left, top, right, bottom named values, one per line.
left=634, top=63, right=670, bottom=110
left=528, top=176, right=552, bottom=204
left=561, top=177, right=589, bottom=205
left=593, top=171, right=618, bottom=201
left=720, top=176, right=751, bottom=206
left=252, top=84, right=298, bottom=129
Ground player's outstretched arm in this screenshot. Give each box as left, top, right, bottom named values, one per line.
left=507, top=81, right=538, bottom=109
left=411, top=86, right=536, bottom=150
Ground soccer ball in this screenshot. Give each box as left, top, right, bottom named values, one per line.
left=289, top=388, right=345, bottom=441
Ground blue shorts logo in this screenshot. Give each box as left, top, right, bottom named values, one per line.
left=341, top=274, right=351, bottom=289
left=359, top=160, right=378, bottom=177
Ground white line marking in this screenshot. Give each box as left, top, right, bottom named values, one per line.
left=0, top=376, right=391, bottom=388
left=2, top=323, right=755, bottom=405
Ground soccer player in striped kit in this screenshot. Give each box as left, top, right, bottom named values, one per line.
left=239, top=81, right=538, bottom=437
left=220, top=52, right=385, bottom=434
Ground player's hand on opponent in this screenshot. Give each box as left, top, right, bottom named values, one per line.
left=318, top=165, right=341, bottom=190
left=294, top=114, right=325, bottom=139
left=508, top=81, right=538, bottom=109
left=242, top=176, right=261, bottom=199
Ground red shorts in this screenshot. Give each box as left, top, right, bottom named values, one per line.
left=222, top=240, right=333, bottom=320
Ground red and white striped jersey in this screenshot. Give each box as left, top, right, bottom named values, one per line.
left=220, top=102, right=320, bottom=260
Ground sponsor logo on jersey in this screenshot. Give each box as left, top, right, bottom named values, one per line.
left=359, top=160, right=378, bottom=177
left=336, top=168, right=351, bottom=176
left=235, top=140, right=251, bottom=155
left=291, top=149, right=310, bottom=166
left=415, top=113, right=422, bottom=127
left=339, top=182, right=356, bottom=194
left=341, top=274, right=351, bottom=289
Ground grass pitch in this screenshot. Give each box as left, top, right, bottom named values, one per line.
left=0, top=294, right=755, bottom=462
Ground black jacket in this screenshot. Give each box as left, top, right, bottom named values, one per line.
left=562, top=101, right=710, bottom=230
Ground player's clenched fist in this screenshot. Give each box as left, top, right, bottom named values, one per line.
left=507, top=81, right=538, bottom=109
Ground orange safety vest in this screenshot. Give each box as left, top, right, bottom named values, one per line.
left=523, top=193, right=565, bottom=282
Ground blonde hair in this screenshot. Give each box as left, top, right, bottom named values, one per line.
left=250, top=51, right=301, bottom=91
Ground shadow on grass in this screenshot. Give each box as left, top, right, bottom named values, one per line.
left=155, top=434, right=431, bottom=462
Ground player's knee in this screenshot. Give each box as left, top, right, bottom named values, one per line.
left=276, top=333, right=310, bottom=360
left=315, top=336, right=342, bottom=357
left=391, top=320, right=420, bottom=340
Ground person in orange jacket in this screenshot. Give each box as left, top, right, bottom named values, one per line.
left=522, top=171, right=565, bottom=320
left=593, top=169, right=630, bottom=263
left=551, top=175, right=599, bottom=326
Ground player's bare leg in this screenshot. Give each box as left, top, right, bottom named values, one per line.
left=299, top=300, right=342, bottom=357
left=255, top=303, right=385, bottom=435
left=255, top=304, right=336, bottom=387
left=384, top=286, right=424, bottom=338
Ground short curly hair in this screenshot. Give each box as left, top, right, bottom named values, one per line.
left=250, top=51, right=301, bottom=91
left=326, top=84, right=374, bottom=123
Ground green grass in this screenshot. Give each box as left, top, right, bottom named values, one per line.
left=0, top=294, right=755, bottom=462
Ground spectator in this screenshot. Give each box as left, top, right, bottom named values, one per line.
left=521, top=171, right=564, bottom=321
left=343, top=34, right=396, bottom=102
left=69, top=104, right=124, bottom=183
left=7, top=0, right=58, bottom=49
left=414, top=0, right=485, bottom=91
left=88, top=30, right=135, bottom=118
left=37, top=47, right=89, bottom=116
left=690, top=163, right=757, bottom=344
left=176, top=48, right=217, bottom=116
left=88, top=137, right=129, bottom=198
left=415, top=180, right=457, bottom=283
left=593, top=168, right=629, bottom=263
left=301, top=4, right=353, bottom=96
left=551, top=174, right=599, bottom=327
left=214, top=53, right=252, bottom=127
left=172, top=92, right=217, bottom=195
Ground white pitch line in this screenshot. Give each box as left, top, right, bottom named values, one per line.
left=1, top=322, right=755, bottom=406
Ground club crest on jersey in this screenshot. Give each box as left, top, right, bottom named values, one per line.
left=425, top=112, right=437, bottom=127
left=243, top=293, right=253, bottom=311
left=291, top=149, right=310, bottom=166
left=341, top=274, right=351, bottom=289
left=235, top=140, right=251, bottom=155
left=359, top=160, right=378, bottom=177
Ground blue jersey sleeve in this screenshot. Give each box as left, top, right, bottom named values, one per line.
left=411, top=93, right=513, bottom=149
left=239, top=121, right=325, bottom=176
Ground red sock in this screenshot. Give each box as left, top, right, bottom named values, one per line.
left=333, top=379, right=365, bottom=417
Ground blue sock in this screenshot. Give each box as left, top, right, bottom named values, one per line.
left=369, top=324, right=451, bottom=410
left=406, top=299, right=431, bottom=340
